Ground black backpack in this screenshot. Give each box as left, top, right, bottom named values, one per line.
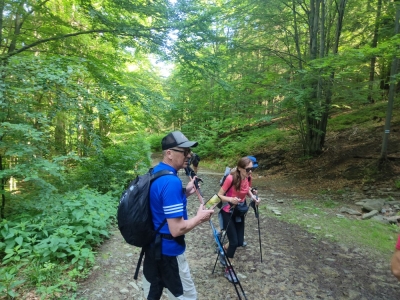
left=117, top=168, right=174, bottom=280
left=117, top=168, right=173, bottom=247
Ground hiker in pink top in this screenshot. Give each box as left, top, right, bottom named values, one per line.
left=391, top=235, right=400, bottom=281
left=217, top=157, right=260, bottom=283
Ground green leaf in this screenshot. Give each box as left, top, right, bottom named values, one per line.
left=15, top=236, right=23, bottom=246
left=72, top=209, right=85, bottom=220
left=85, top=226, right=93, bottom=234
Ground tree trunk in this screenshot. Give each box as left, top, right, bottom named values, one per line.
left=379, top=0, right=400, bottom=162
left=54, top=113, right=66, bottom=155
left=304, top=0, right=347, bottom=156
left=292, top=0, right=303, bottom=70
left=368, top=0, right=383, bottom=103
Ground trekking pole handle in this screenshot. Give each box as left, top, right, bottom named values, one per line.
left=184, top=166, right=204, bottom=204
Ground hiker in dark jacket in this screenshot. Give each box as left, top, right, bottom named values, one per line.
left=189, top=152, right=200, bottom=173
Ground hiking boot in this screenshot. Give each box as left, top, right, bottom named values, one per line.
left=224, top=267, right=238, bottom=283
left=219, top=253, right=227, bottom=267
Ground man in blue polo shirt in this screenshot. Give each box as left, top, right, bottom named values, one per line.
left=143, top=131, right=214, bottom=300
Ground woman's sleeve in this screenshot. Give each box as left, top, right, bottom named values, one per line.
left=396, top=235, right=400, bottom=250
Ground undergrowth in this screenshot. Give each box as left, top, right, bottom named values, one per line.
left=260, top=199, right=399, bottom=258
left=0, top=189, right=115, bottom=299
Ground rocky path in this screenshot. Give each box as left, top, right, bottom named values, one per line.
left=74, top=171, right=400, bottom=300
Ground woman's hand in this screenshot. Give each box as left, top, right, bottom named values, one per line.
left=230, top=197, right=240, bottom=205
left=251, top=194, right=260, bottom=205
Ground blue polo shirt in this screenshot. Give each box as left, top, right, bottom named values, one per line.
left=150, top=163, right=187, bottom=256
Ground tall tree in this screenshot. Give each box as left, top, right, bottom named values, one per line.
left=379, top=0, right=400, bottom=162
left=0, top=0, right=171, bottom=217
left=368, top=0, right=383, bottom=103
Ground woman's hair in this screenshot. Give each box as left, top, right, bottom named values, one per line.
left=231, top=157, right=252, bottom=191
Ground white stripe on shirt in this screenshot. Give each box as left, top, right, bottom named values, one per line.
left=164, top=203, right=183, bottom=215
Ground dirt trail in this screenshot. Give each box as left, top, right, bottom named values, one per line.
left=74, top=170, right=400, bottom=300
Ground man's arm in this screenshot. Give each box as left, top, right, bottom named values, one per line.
left=167, top=204, right=213, bottom=237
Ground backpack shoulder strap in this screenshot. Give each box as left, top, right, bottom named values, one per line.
left=225, top=174, right=251, bottom=196
left=152, top=169, right=174, bottom=180
left=225, top=182, right=233, bottom=195
left=148, top=168, right=174, bottom=182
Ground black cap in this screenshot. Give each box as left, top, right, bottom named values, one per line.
left=161, top=131, right=198, bottom=150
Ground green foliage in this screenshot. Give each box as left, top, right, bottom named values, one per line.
left=180, top=120, right=289, bottom=163
left=69, top=134, right=152, bottom=195
left=148, top=133, right=166, bottom=152
left=327, top=102, right=392, bottom=132
left=0, top=0, right=171, bottom=219
left=1, top=0, right=399, bottom=295
left=395, top=180, right=400, bottom=189
left=276, top=199, right=397, bottom=255
left=0, top=266, right=25, bottom=299
left=0, top=122, right=71, bottom=195
left=160, top=0, right=400, bottom=157
left=321, top=199, right=339, bottom=208
left=0, top=188, right=114, bottom=296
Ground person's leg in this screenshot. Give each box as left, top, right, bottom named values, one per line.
left=217, top=210, right=225, bottom=239
left=143, top=247, right=164, bottom=300
left=161, top=253, right=197, bottom=300
left=237, top=217, right=245, bottom=247
left=221, top=224, right=238, bottom=284
left=222, top=211, right=238, bottom=258
left=142, top=276, right=154, bottom=299
left=221, top=212, right=240, bottom=282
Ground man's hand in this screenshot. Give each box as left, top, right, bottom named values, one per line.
left=196, top=204, right=213, bottom=223
left=185, top=176, right=198, bottom=196
left=167, top=205, right=213, bottom=237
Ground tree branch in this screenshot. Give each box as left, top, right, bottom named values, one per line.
left=3, top=29, right=118, bottom=60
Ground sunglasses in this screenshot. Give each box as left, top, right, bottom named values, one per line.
left=245, top=167, right=254, bottom=173
left=170, top=148, right=191, bottom=157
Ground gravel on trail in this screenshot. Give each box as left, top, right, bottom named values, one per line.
left=74, top=170, right=400, bottom=300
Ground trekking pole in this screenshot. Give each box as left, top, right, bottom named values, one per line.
left=211, top=211, right=233, bottom=274
left=184, top=167, right=248, bottom=300
left=250, top=192, right=262, bottom=263
left=255, top=204, right=262, bottom=263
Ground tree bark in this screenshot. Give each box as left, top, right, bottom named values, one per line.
left=379, top=0, right=400, bottom=162
left=304, top=0, right=347, bottom=156
left=367, top=0, right=383, bottom=103
left=54, top=113, right=67, bottom=155
left=292, top=0, right=303, bottom=69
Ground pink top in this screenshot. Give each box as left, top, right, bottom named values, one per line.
left=221, top=175, right=251, bottom=213
left=396, top=235, right=400, bottom=250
